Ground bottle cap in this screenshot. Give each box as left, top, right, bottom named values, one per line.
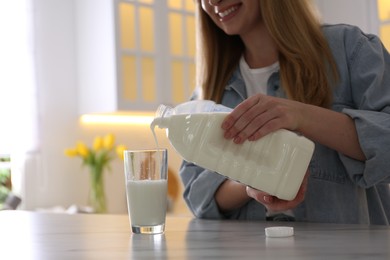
left=265, top=226, right=294, bottom=238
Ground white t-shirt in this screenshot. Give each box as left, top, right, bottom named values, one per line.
left=239, top=55, right=279, bottom=97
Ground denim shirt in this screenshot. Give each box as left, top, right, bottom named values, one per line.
left=180, top=24, right=390, bottom=225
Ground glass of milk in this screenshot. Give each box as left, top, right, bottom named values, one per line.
left=123, top=149, right=168, bottom=234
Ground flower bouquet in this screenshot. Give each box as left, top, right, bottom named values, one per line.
left=65, top=133, right=126, bottom=213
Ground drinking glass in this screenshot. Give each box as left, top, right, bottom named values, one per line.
left=124, top=149, right=168, bottom=234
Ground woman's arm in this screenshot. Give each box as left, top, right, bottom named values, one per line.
left=215, top=180, right=251, bottom=212
left=180, top=161, right=235, bottom=218
left=215, top=170, right=310, bottom=213
left=298, top=103, right=366, bottom=161
left=215, top=94, right=367, bottom=212
left=221, top=94, right=366, bottom=161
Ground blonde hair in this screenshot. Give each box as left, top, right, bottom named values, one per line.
left=195, top=0, right=338, bottom=108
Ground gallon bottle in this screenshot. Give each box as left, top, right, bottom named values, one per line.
left=151, top=100, right=315, bottom=200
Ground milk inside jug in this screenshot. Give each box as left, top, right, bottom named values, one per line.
left=151, top=100, right=315, bottom=200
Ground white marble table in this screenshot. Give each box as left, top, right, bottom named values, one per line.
left=1, top=210, right=389, bottom=259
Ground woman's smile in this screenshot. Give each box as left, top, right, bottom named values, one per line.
left=215, top=3, right=241, bottom=22
left=202, top=0, right=261, bottom=36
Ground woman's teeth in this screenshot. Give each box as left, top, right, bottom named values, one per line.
left=218, top=6, right=239, bottom=18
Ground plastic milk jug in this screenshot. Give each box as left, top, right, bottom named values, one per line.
left=151, top=100, right=315, bottom=200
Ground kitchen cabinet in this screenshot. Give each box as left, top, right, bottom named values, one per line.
left=75, top=0, right=196, bottom=114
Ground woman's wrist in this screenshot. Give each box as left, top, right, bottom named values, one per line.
left=215, top=180, right=251, bottom=212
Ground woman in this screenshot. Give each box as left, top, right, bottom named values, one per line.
left=180, top=0, right=390, bottom=224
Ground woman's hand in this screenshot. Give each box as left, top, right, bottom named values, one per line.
left=221, top=93, right=366, bottom=161
left=246, top=170, right=309, bottom=212
left=221, top=94, right=306, bottom=144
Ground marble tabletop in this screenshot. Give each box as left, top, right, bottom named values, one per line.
left=1, top=210, right=389, bottom=259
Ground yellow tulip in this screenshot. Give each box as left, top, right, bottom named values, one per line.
left=64, top=148, right=78, bottom=157
left=65, top=134, right=126, bottom=177
left=76, top=141, right=89, bottom=158
left=103, top=134, right=115, bottom=150
left=116, top=145, right=127, bottom=160
left=93, top=136, right=103, bottom=151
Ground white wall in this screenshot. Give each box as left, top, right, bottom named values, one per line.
left=314, top=0, right=379, bottom=34
left=32, top=0, right=81, bottom=209
left=30, top=0, right=186, bottom=214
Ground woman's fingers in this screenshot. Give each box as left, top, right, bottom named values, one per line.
left=246, top=186, right=272, bottom=204
left=222, top=95, right=270, bottom=143
left=246, top=170, right=310, bottom=212
left=221, top=94, right=304, bottom=143
left=246, top=186, right=300, bottom=212
left=222, top=95, right=262, bottom=138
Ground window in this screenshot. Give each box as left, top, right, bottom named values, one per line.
left=117, top=0, right=196, bottom=108
left=0, top=0, right=38, bottom=155
left=378, top=0, right=390, bottom=50
left=167, top=0, right=196, bottom=103
left=0, top=0, right=38, bottom=207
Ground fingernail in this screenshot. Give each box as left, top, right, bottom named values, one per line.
left=234, top=136, right=241, bottom=144
left=221, top=121, right=230, bottom=130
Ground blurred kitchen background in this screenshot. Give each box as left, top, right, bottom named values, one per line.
left=0, top=0, right=389, bottom=215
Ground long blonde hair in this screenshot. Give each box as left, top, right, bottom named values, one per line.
left=195, top=0, right=339, bottom=108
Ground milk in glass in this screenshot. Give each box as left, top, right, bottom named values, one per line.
left=126, top=179, right=167, bottom=226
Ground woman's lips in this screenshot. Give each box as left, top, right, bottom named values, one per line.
left=216, top=4, right=241, bottom=21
